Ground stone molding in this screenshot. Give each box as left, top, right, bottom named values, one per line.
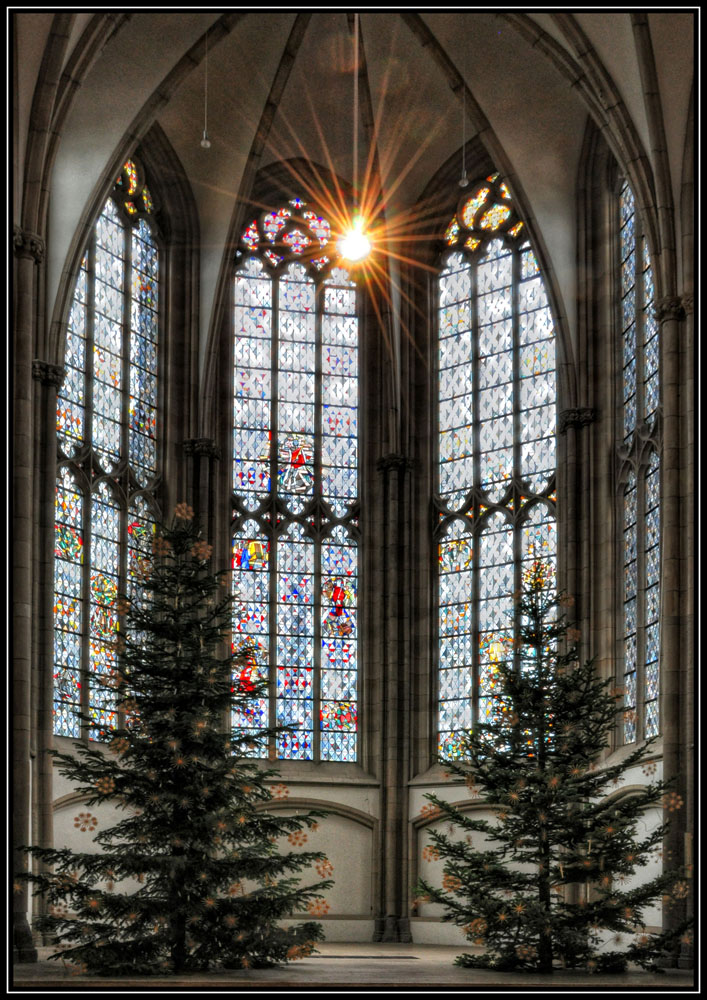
left=654, top=296, right=685, bottom=324
left=13, top=226, right=45, bottom=263
left=182, top=437, right=221, bottom=460
left=558, top=407, right=596, bottom=434
left=32, top=360, right=65, bottom=388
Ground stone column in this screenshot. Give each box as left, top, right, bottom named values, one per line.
left=655, top=296, right=687, bottom=954
left=182, top=438, right=222, bottom=540
left=13, top=227, right=44, bottom=961
left=31, top=360, right=65, bottom=943
left=679, top=292, right=694, bottom=968
left=558, top=407, right=596, bottom=620
left=558, top=407, right=596, bottom=909
left=373, top=453, right=412, bottom=943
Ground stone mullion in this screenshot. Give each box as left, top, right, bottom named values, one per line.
left=634, top=466, right=647, bottom=745
left=118, top=223, right=133, bottom=733
left=81, top=237, right=97, bottom=741
left=312, top=282, right=323, bottom=763
left=469, top=261, right=481, bottom=728
left=268, top=277, right=280, bottom=757
left=13, top=229, right=44, bottom=961
left=511, top=245, right=522, bottom=674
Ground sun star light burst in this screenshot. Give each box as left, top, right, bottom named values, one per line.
left=338, top=217, right=371, bottom=263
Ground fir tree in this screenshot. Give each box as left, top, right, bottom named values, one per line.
left=417, top=560, right=691, bottom=974
left=20, top=503, right=332, bottom=975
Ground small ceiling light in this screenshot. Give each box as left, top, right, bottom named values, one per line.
left=458, top=83, right=468, bottom=187
left=339, top=216, right=371, bottom=263
left=200, top=29, right=211, bottom=149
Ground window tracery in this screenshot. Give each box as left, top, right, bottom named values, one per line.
left=436, top=174, right=557, bottom=758
left=53, top=159, right=160, bottom=739
left=232, top=198, right=359, bottom=762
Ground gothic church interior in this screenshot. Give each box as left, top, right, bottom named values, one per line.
left=12, top=10, right=694, bottom=964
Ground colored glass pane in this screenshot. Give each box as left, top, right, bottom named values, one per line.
left=263, top=207, right=291, bottom=242
left=233, top=257, right=272, bottom=502
left=303, top=210, right=331, bottom=245
left=478, top=203, right=511, bottom=231
left=283, top=229, right=311, bottom=255
left=445, top=216, right=460, bottom=245
left=321, top=525, right=358, bottom=761
left=53, top=468, right=84, bottom=738
left=232, top=522, right=270, bottom=749
left=242, top=220, right=259, bottom=251
left=619, top=180, right=661, bottom=743
left=461, top=188, right=490, bottom=227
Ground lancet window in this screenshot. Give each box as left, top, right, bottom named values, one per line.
left=53, top=159, right=160, bottom=739
left=232, top=197, right=359, bottom=762
left=435, top=175, right=557, bottom=757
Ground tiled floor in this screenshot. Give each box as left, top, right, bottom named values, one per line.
left=11, top=943, right=696, bottom=991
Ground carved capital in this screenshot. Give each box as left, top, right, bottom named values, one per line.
left=182, top=438, right=221, bottom=460
left=558, top=407, right=596, bottom=434
left=654, top=296, right=685, bottom=325
left=376, top=452, right=412, bottom=474
left=681, top=293, right=694, bottom=316
left=13, top=226, right=45, bottom=263
left=32, top=360, right=65, bottom=388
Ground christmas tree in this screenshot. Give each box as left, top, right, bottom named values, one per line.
left=20, top=503, right=333, bottom=975
left=417, top=560, right=691, bottom=974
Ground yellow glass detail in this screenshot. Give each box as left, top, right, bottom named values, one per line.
left=445, top=216, right=460, bottom=245
left=478, top=203, right=511, bottom=231
left=462, top=188, right=490, bottom=227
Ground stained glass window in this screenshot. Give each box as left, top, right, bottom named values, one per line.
left=436, top=175, right=556, bottom=757
left=619, top=180, right=661, bottom=743
left=53, top=158, right=159, bottom=738
left=232, top=198, right=359, bottom=762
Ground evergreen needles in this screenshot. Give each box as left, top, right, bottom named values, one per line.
left=417, top=561, right=691, bottom=974
left=20, top=504, right=332, bottom=975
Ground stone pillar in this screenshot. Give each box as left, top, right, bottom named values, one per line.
left=31, top=360, right=65, bottom=943
left=13, top=227, right=44, bottom=962
left=558, top=407, right=596, bottom=910
left=558, top=406, right=596, bottom=622
left=182, top=438, right=221, bottom=541
left=373, top=453, right=412, bottom=943
left=655, top=296, right=687, bottom=956
left=679, top=292, right=694, bottom=967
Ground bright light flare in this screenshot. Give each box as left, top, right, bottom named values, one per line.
left=338, top=216, right=372, bottom=263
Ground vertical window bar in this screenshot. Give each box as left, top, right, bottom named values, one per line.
left=313, top=281, right=323, bottom=761
left=268, top=276, right=280, bottom=759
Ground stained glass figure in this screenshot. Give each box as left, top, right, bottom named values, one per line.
left=618, top=179, right=661, bottom=744
left=437, top=175, right=556, bottom=754
left=232, top=199, right=359, bottom=761
left=53, top=156, right=161, bottom=739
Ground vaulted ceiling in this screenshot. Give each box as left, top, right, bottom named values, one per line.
left=13, top=11, right=694, bottom=374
